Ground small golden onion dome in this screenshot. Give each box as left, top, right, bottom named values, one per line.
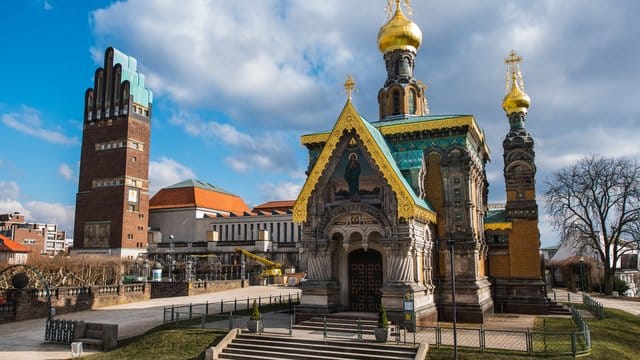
left=377, top=5, right=422, bottom=54
left=502, top=73, right=531, bottom=114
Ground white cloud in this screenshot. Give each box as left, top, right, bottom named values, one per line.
left=43, top=1, right=53, bottom=11
left=170, top=112, right=298, bottom=173
left=1, top=106, right=78, bottom=145
left=58, top=163, right=75, bottom=181
left=259, top=182, right=302, bottom=202
left=90, top=0, right=373, bottom=130
left=149, top=157, right=197, bottom=194
left=0, top=181, right=75, bottom=233
left=25, top=201, right=75, bottom=232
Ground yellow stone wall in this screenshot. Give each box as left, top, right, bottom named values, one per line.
left=506, top=189, right=536, bottom=201
left=488, top=253, right=511, bottom=278
left=508, top=220, right=541, bottom=278
left=424, top=153, right=447, bottom=277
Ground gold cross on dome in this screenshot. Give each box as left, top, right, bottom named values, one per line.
left=504, top=50, right=525, bottom=92
left=343, top=74, right=356, bottom=99
left=505, top=50, right=523, bottom=69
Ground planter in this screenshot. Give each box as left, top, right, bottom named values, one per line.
left=247, top=319, right=262, bottom=333
left=374, top=327, right=390, bottom=343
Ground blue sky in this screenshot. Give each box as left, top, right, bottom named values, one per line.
left=1, top=0, right=639, bottom=247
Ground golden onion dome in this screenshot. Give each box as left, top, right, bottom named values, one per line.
left=502, top=73, right=531, bottom=114
left=377, top=4, right=422, bottom=54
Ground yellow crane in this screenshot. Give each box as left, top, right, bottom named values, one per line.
left=234, top=247, right=283, bottom=278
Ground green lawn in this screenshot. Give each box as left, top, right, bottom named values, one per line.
left=83, top=325, right=226, bottom=360
left=428, top=307, right=640, bottom=359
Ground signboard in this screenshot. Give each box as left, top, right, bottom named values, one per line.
left=403, top=290, right=415, bottom=328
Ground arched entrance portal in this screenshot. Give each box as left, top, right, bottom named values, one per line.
left=348, top=249, right=382, bottom=312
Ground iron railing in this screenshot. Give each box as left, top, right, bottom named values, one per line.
left=582, top=294, right=605, bottom=319
left=45, top=319, right=81, bottom=344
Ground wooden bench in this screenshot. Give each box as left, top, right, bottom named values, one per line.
left=73, top=322, right=118, bottom=351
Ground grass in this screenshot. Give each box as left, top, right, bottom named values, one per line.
left=83, top=325, right=226, bottom=360
left=428, top=307, right=640, bottom=359
left=587, top=307, right=640, bottom=359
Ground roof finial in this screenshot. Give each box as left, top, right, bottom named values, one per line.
left=504, top=50, right=525, bottom=93
left=502, top=50, right=531, bottom=115
left=385, top=0, right=412, bottom=20
left=343, top=74, right=356, bottom=100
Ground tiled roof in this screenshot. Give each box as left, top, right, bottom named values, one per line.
left=0, top=234, right=31, bottom=253
left=485, top=208, right=507, bottom=224
left=150, top=179, right=250, bottom=214
left=252, top=200, right=295, bottom=213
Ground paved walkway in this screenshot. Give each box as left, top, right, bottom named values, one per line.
left=0, top=285, right=300, bottom=360
left=549, top=288, right=640, bottom=316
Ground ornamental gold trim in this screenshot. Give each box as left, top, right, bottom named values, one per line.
left=293, top=99, right=437, bottom=224
left=484, top=222, right=513, bottom=231
left=300, top=116, right=488, bottom=157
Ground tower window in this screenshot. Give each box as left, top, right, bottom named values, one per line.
left=392, top=90, right=401, bottom=115
left=408, top=89, right=417, bottom=114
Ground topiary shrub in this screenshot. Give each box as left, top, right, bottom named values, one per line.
left=250, top=299, right=261, bottom=321
left=377, top=303, right=389, bottom=328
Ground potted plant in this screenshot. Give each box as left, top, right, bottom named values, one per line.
left=375, top=303, right=390, bottom=343
left=247, top=300, right=262, bottom=333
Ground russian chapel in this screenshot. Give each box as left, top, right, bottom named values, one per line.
left=293, top=0, right=548, bottom=324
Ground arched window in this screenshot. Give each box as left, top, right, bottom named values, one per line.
left=408, top=88, right=417, bottom=114
left=392, top=90, right=401, bottom=115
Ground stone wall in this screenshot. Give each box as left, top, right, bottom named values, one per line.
left=150, top=280, right=243, bottom=299
left=3, top=280, right=245, bottom=322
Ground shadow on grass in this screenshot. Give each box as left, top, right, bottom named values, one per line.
left=83, top=324, right=227, bottom=360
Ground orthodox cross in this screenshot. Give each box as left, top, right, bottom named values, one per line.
left=504, top=50, right=525, bottom=92
left=385, top=0, right=413, bottom=20
left=344, top=74, right=356, bottom=100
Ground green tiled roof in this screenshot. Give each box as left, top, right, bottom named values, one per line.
left=113, top=48, right=153, bottom=107
left=485, top=208, right=507, bottom=224
left=370, top=114, right=471, bottom=126
left=361, top=115, right=435, bottom=212
left=166, top=179, right=234, bottom=195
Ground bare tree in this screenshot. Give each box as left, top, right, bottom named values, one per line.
left=545, top=155, right=640, bottom=294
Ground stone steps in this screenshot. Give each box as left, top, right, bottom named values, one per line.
left=548, top=302, right=571, bottom=315
left=219, top=333, right=418, bottom=360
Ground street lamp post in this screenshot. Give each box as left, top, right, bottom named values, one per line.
left=168, top=235, right=175, bottom=282
left=448, top=239, right=458, bottom=360
left=579, top=256, right=585, bottom=293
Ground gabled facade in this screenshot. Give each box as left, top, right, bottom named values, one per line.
left=294, top=2, right=547, bottom=324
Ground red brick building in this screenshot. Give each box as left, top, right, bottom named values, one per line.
left=0, top=213, right=67, bottom=256
left=73, top=47, right=152, bottom=259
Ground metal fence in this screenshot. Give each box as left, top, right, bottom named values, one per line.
left=315, top=308, right=591, bottom=357
left=582, top=294, right=605, bottom=319
left=45, top=319, right=81, bottom=344
left=163, top=293, right=299, bottom=335
left=405, top=323, right=589, bottom=357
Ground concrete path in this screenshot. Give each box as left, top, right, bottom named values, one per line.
left=0, top=285, right=300, bottom=360
left=549, top=288, right=640, bottom=316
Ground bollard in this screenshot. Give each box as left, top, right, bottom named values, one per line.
left=220, top=299, right=223, bottom=314
left=323, top=316, right=327, bottom=339
left=206, top=301, right=209, bottom=316
left=289, top=313, right=293, bottom=336
left=234, top=298, right=237, bottom=312
left=189, top=303, right=193, bottom=318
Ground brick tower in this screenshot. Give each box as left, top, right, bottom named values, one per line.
left=73, top=47, right=153, bottom=259
left=489, top=50, right=549, bottom=313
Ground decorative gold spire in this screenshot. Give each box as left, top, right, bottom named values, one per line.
left=343, top=74, right=356, bottom=100
left=502, top=50, right=531, bottom=115
left=378, top=0, right=422, bottom=53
